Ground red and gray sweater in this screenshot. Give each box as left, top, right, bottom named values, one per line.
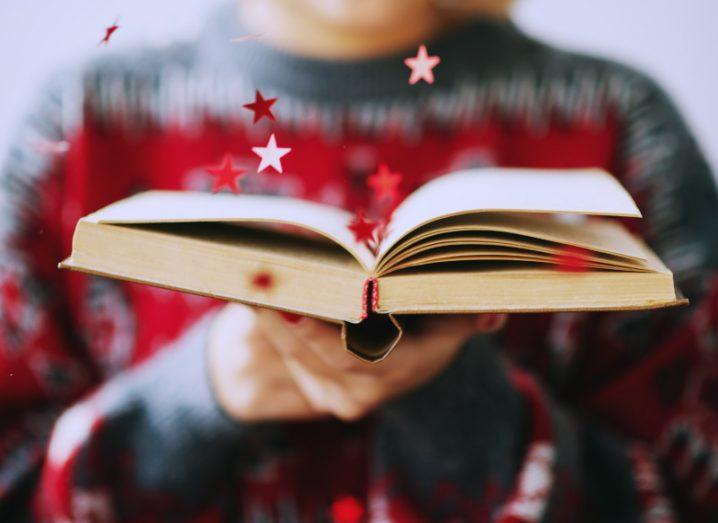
left=1, top=5, right=717, bottom=522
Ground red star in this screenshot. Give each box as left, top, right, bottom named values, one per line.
left=99, top=21, right=119, bottom=46
left=250, top=271, right=274, bottom=290
left=330, top=495, right=364, bottom=523
left=367, top=163, right=402, bottom=202
left=404, top=44, right=441, bottom=85
left=553, top=246, right=590, bottom=273
left=243, top=90, right=277, bottom=124
left=348, top=210, right=378, bottom=245
left=205, top=154, right=246, bottom=194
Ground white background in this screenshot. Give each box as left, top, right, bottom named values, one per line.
left=1, top=0, right=716, bottom=174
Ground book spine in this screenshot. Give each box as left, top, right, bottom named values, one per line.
left=370, top=277, right=379, bottom=315
left=361, top=277, right=379, bottom=320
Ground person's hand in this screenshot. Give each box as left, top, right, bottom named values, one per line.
left=254, top=309, right=506, bottom=421
left=208, top=303, right=320, bottom=422
left=208, top=303, right=506, bottom=422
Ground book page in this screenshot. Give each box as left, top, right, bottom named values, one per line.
left=378, top=168, right=641, bottom=259
left=86, top=191, right=375, bottom=271
left=383, top=253, right=645, bottom=274
left=63, top=221, right=367, bottom=323
left=383, top=213, right=648, bottom=262
left=376, top=265, right=680, bottom=314
left=380, top=241, right=648, bottom=273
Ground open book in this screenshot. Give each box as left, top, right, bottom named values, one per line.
left=60, top=168, right=685, bottom=361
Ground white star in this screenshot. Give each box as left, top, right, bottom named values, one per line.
left=252, top=133, right=291, bottom=174
left=404, top=44, right=441, bottom=85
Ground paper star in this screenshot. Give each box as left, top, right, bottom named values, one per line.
left=250, top=271, right=274, bottom=290
left=404, top=45, right=440, bottom=85
left=553, top=246, right=590, bottom=273
left=252, top=133, right=291, bottom=174
left=330, top=495, right=364, bottom=523
left=367, top=163, right=402, bottom=201
left=348, top=210, right=378, bottom=245
left=205, top=154, right=246, bottom=193
left=99, top=21, right=119, bottom=46
left=243, top=90, right=277, bottom=124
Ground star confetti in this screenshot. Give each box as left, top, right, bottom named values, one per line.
left=243, top=90, right=277, bottom=124
left=252, top=133, right=291, bottom=174
left=367, top=163, right=402, bottom=202
left=348, top=210, right=379, bottom=247
left=205, top=154, right=246, bottom=193
left=404, top=44, right=440, bottom=85
left=553, top=246, right=590, bottom=273
left=250, top=271, right=275, bottom=291
left=99, top=20, right=120, bottom=46
left=330, top=495, right=365, bottom=523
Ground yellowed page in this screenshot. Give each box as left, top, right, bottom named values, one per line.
left=86, top=191, right=375, bottom=271
left=383, top=213, right=647, bottom=263
left=379, top=168, right=642, bottom=259
left=62, top=221, right=367, bottom=322
left=380, top=238, right=554, bottom=270
left=377, top=242, right=677, bottom=314
left=383, top=252, right=649, bottom=274
left=380, top=243, right=648, bottom=273
left=377, top=267, right=679, bottom=314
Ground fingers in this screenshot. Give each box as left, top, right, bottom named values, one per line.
left=256, top=310, right=336, bottom=411
left=231, top=365, right=319, bottom=421
left=251, top=308, right=507, bottom=422
left=255, top=308, right=347, bottom=390
left=272, top=310, right=372, bottom=373
left=213, top=302, right=258, bottom=340
left=249, top=386, right=322, bottom=421
left=254, top=309, right=330, bottom=375
left=474, top=313, right=508, bottom=332
left=208, top=304, right=321, bottom=421
left=255, top=309, right=383, bottom=420
left=297, top=321, right=374, bottom=373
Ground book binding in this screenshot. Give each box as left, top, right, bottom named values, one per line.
left=341, top=277, right=403, bottom=362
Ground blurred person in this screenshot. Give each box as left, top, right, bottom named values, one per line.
left=1, top=0, right=717, bottom=522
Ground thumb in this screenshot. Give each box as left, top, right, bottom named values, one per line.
left=474, top=313, right=507, bottom=333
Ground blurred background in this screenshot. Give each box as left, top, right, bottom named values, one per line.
left=1, top=0, right=716, bottom=174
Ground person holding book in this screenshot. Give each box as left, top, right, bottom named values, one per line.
left=1, top=0, right=717, bottom=522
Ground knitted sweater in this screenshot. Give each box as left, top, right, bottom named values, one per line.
left=1, top=4, right=717, bottom=522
